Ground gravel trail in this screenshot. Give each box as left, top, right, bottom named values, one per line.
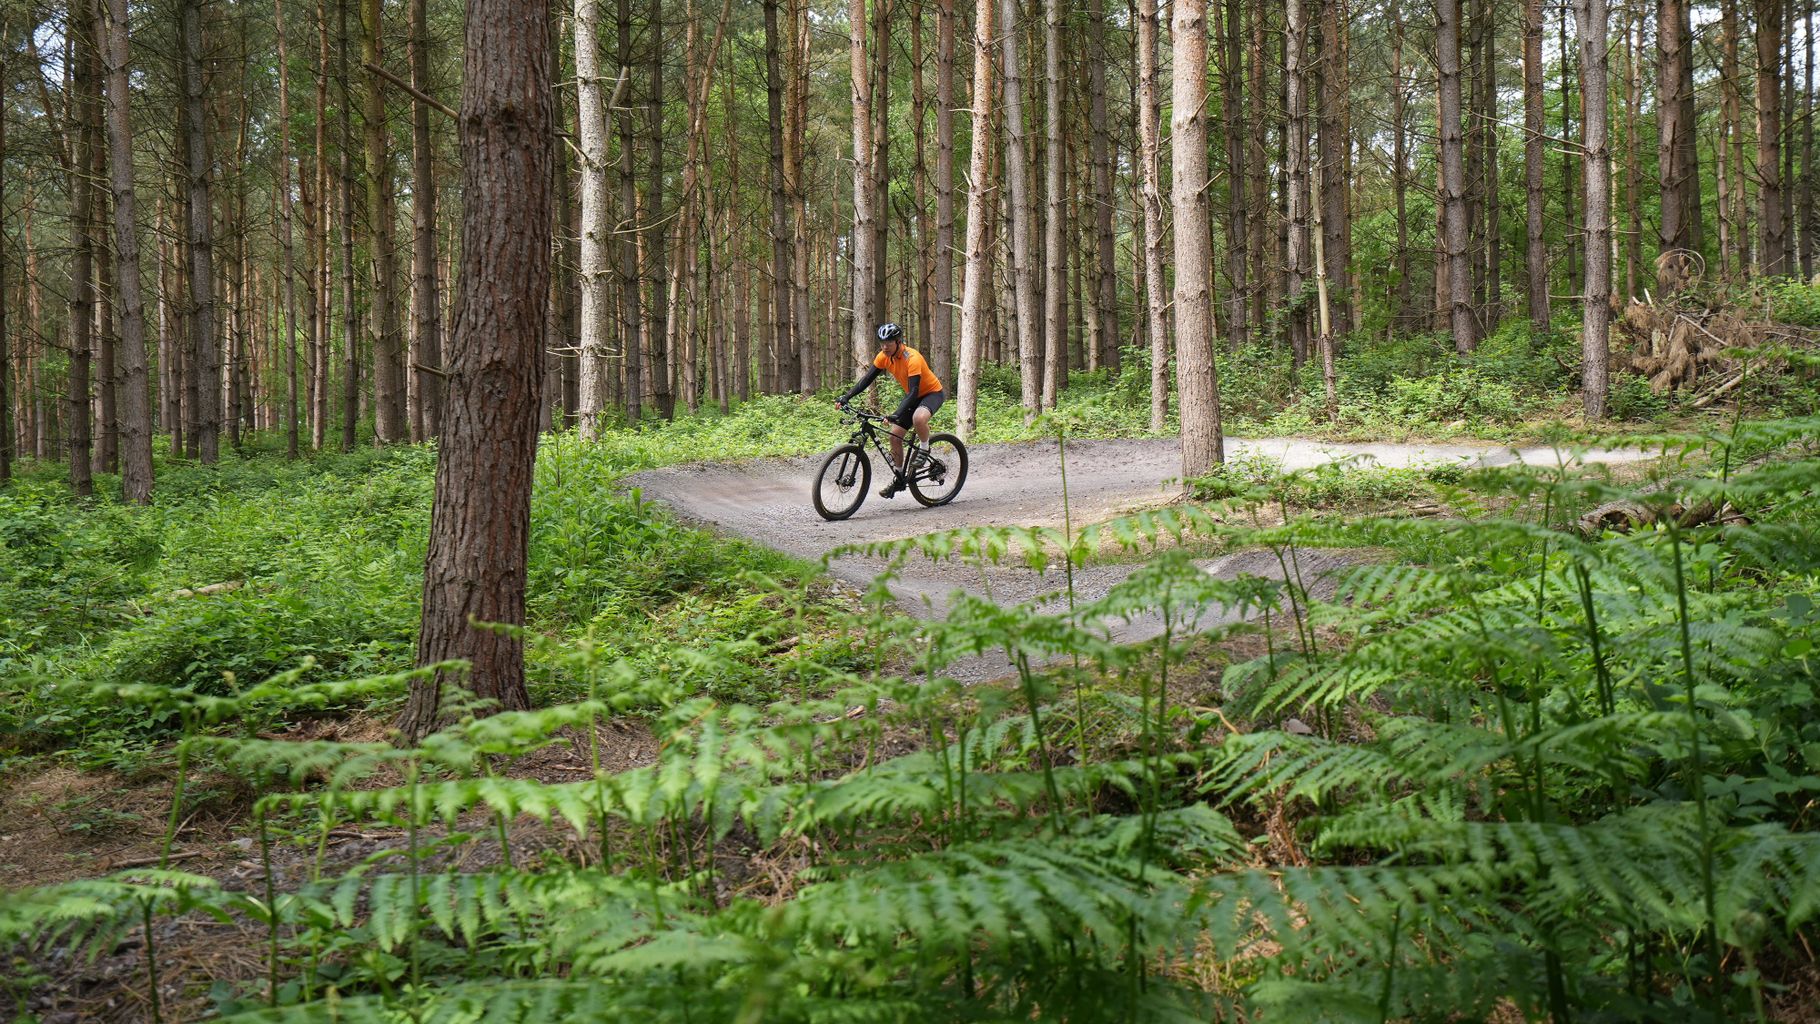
left=625, top=436, right=1650, bottom=680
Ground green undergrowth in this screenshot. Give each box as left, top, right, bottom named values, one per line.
left=4, top=414, right=1818, bottom=1021
left=0, top=434, right=859, bottom=768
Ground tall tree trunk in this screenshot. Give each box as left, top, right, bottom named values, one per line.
left=956, top=0, right=995, bottom=440
left=790, top=0, right=814, bottom=392
left=1479, top=0, right=1499, bottom=328
left=338, top=0, right=359, bottom=450
left=91, top=105, right=116, bottom=475
left=1558, top=6, right=1578, bottom=292
left=1222, top=0, right=1248, bottom=350
left=616, top=0, right=642, bottom=424
left=849, top=0, right=877, bottom=377
left=1041, top=0, right=1066, bottom=408
left=576, top=0, right=613, bottom=434
left=361, top=0, right=406, bottom=442
left=409, top=0, right=442, bottom=436
left=1001, top=0, right=1042, bottom=419
left=0, top=32, right=8, bottom=485
left=1438, top=0, right=1476, bottom=351
left=1087, top=0, right=1119, bottom=371
left=69, top=0, right=97, bottom=495
left=1624, top=11, right=1643, bottom=296
left=1722, top=0, right=1749, bottom=275
left=763, top=0, right=797, bottom=396
left=648, top=0, right=671, bottom=418
left=99, top=0, right=154, bottom=501
left=932, top=0, right=957, bottom=383
left=1138, top=0, right=1169, bottom=430
left=1247, top=0, right=1270, bottom=336
left=1316, top=0, right=1351, bottom=337
left=1285, top=0, right=1311, bottom=365
left=402, top=0, right=552, bottom=739
left=275, top=0, right=301, bottom=458
left=311, top=0, right=331, bottom=449
left=1173, top=0, right=1225, bottom=476
left=1522, top=0, right=1549, bottom=328
left=1578, top=0, right=1610, bottom=419
left=1759, top=0, right=1789, bottom=275
left=870, top=0, right=890, bottom=326
left=182, top=0, right=220, bottom=463
left=1658, top=0, right=1698, bottom=288
left=1803, top=4, right=1816, bottom=276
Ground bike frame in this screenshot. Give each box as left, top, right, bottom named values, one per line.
left=842, top=409, right=926, bottom=483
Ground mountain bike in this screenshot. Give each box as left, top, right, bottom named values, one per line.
left=812, top=406, right=969, bottom=521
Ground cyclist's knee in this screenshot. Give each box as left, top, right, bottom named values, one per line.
left=913, top=407, right=932, bottom=427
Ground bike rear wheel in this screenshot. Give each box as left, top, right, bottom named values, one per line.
left=812, top=444, right=872, bottom=521
left=908, top=434, right=968, bottom=507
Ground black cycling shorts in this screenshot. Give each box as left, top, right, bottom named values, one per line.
left=892, top=390, right=946, bottom=430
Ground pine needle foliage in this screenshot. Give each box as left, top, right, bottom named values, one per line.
left=6, top=419, right=1819, bottom=1022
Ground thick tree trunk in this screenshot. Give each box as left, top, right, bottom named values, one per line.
left=182, top=0, right=220, bottom=464
left=1138, top=0, right=1169, bottom=430
left=1438, top=0, right=1476, bottom=352
left=1001, top=0, right=1042, bottom=419
left=1172, top=0, right=1224, bottom=477
left=932, top=0, right=957, bottom=383
left=576, top=0, right=612, bottom=435
left=1247, top=2, right=1270, bottom=335
left=647, top=0, right=671, bottom=418
left=1803, top=6, right=1816, bottom=276
left=1522, top=0, right=1549, bottom=329
left=1577, top=0, right=1610, bottom=419
left=1041, top=0, right=1066, bottom=408
left=99, top=0, right=154, bottom=502
left=955, top=0, right=994, bottom=440
left=0, top=38, right=8, bottom=485
left=408, top=0, right=442, bottom=437
left=1759, top=0, right=1789, bottom=275
left=1722, top=0, right=1749, bottom=275
left=402, top=0, right=552, bottom=740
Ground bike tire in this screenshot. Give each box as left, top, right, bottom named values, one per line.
left=812, top=444, right=872, bottom=521
left=909, top=434, right=968, bottom=507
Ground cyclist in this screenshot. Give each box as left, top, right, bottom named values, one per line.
left=836, top=322, right=946, bottom=498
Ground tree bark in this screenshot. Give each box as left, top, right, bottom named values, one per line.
left=1138, top=0, right=1169, bottom=430
left=576, top=0, right=613, bottom=434
left=1803, top=5, right=1816, bottom=276
left=1041, top=0, right=1066, bottom=408
left=848, top=0, right=877, bottom=379
left=99, top=0, right=154, bottom=501
left=1222, top=0, right=1248, bottom=350
left=1658, top=0, right=1699, bottom=288
left=1438, top=0, right=1476, bottom=351
left=1316, top=0, right=1351, bottom=337
left=1172, top=0, right=1225, bottom=477
left=274, top=0, right=302, bottom=458
left=182, top=0, right=220, bottom=464
left=1285, top=0, right=1311, bottom=365
left=1001, top=0, right=1042, bottom=419
left=1759, top=0, right=1789, bottom=275
left=1577, top=0, right=1610, bottom=419
left=764, top=0, right=798, bottom=396
left=402, top=0, right=552, bottom=740
left=361, top=0, right=406, bottom=442
left=408, top=0, right=442, bottom=437
left=69, top=0, right=98, bottom=494
left=1087, top=0, right=1120, bottom=371
left=647, top=0, right=671, bottom=418
left=956, top=0, right=995, bottom=440
left=1722, top=0, right=1749, bottom=275
left=1522, top=0, right=1549, bottom=329
left=932, top=0, right=957, bottom=383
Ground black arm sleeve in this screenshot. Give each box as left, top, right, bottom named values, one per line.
left=838, top=366, right=884, bottom=404
left=893, top=375, right=923, bottom=422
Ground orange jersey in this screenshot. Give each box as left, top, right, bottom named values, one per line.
left=874, top=346, right=944, bottom=397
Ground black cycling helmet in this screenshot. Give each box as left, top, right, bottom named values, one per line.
left=876, top=322, right=903, bottom=343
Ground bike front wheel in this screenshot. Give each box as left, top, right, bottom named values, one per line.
left=812, top=444, right=872, bottom=521
left=908, top=433, right=968, bottom=507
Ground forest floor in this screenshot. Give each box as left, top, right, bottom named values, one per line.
left=625, top=435, right=1653, bottom=681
